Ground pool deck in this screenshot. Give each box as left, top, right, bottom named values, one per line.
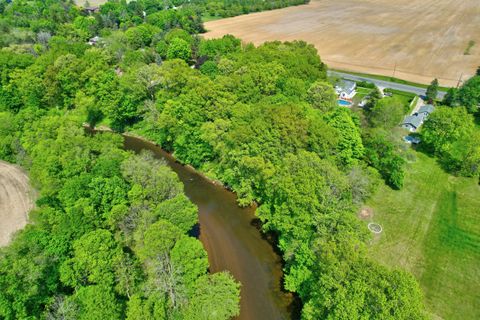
left=337, top=99, right=353, bottom=107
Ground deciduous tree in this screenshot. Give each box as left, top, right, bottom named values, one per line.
left=425, top=78, right=439, bottom=103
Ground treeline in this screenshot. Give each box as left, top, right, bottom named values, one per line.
left=0, top=0, right=204, bottom=48
left=0, top=0, right=309, bottom=48
left=360, top=89, right=410, bottom=189
left=0, top=0, right=434, bottom=319
left=193, top=0, right=309, bottom=19
left=0, top=111, right=240, bottom=319
left=420, top=75, right=480, bottom=177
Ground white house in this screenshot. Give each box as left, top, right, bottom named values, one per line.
left=335, top=80, right=357, bottom=99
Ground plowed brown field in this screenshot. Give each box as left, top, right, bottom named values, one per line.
left=0, top=161, right=35, bottom=247
left=204, top=0, right=480, bottom=86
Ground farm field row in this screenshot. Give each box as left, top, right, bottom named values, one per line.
left=0, top=161, right=35, bottom=247
left=204, top=0, right=480, bottom=87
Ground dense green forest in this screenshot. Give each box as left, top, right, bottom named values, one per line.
left=0, top=112, right=240, bottom=319
left=1, top=0, right=479, bottom=319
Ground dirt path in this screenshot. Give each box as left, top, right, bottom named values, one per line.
left=204, top=0, right=480, bottom=87
left=0, top=161, right=35, bottom=247
left=74, top=0, right=107, bottom=5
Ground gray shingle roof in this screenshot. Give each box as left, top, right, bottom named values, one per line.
left=403, top=114, right=425, bottom=128
left=336, top=80, right=356, bottom=95
left=418, top=104, right=434, bottom=115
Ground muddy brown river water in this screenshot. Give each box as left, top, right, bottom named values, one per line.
left=123, top=135, right=295, bottom=320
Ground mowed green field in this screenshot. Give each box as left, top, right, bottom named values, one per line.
left=366, top=152, right=480, bottom=319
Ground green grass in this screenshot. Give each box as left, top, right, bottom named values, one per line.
left=408, top=95, right=419, bottom=113
left=202, top=14, right=226, bottom=22
left=352, top=86, right=415, bottom=109
left=390, top=90, right=416, bottom=109
left=366, top=152, right=480, bottom=320
left=332, top=69, right=450, bottom=91
left=464, top=40, right=476, bottom=55
left=351, top=87, right=372, bottom=106
left=354, top=87, right=371, bottom=100
left=385, top=88, right=416, bottom=99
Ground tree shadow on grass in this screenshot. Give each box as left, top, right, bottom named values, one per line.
left=412, top=143, right=466, bottom=179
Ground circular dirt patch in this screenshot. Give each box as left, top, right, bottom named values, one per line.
left=368, top=222, right=383, bottom=234
left=359, top=207, right=374, bottom=220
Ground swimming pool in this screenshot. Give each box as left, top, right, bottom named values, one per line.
left=337, top=99, right=353, bottom=107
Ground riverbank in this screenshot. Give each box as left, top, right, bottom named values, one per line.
left=87, top=124, right=228, bottom=189
left=86, top=124, right=296, bottom=320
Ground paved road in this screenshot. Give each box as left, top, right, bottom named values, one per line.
left=328, top=71, right=447, bottom=99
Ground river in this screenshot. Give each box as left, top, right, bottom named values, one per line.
left=123, top=135, right=296, bottom=320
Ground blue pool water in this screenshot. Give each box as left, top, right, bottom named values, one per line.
left=338, top=99, right=353, bottom=107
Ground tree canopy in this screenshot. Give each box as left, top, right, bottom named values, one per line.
left=0, top=0, right=429, bottom=318
left=0, top=113, right=239, bottom=320
left=421, top=106, right=479, bottom=176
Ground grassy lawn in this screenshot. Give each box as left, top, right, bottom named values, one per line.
left=202, top=14, right=225, bottom=23
left=393, top=92, right=416, bottom=114
left=352, top=86, right=415, bottom=111
left=392, top=91, right=415, bottom=108
left=354, top=87, right=371, bottom=102
left=366, top=152, right=480, bottom=319
left=406, top=95, right=419, bottom=113
left=332, top=69, right=450, bottom=91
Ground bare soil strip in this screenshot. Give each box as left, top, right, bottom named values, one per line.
left=204, top=0, right=480, bottom=87
left=0, top=161, right=35, bottom=247
left=74, top=0, right=107, bottom=6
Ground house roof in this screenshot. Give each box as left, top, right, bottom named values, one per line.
left=403, top=114, right=425, bottom=128
left=418, top=104, right=434, bottom=114
left=336, top=80, right=356, bottom=95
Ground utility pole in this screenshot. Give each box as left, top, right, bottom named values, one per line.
left=456, top=73, right=463, bottom=88
left=393, top=62, right=397, bottom=78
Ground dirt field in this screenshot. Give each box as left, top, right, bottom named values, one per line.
left=0, top=161, right=35, bottom=247
left=74, top=0, right=108, bottom=6
left=204, top=0, right=480, bottom=86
